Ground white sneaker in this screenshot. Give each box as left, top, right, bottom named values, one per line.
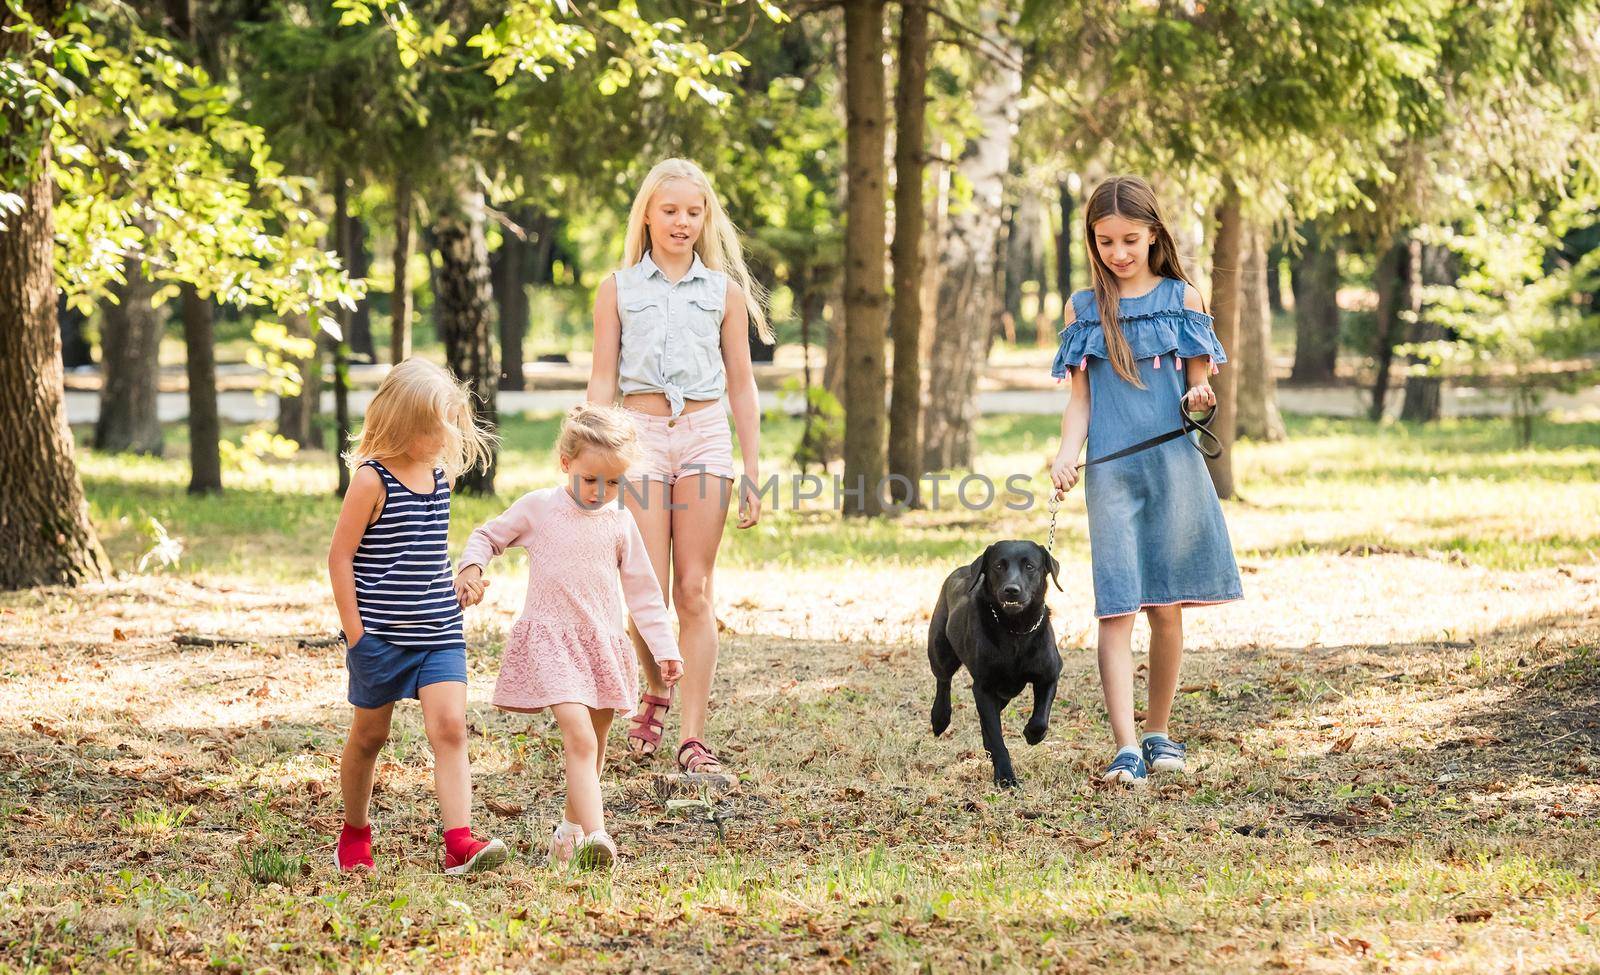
left=548, top=821, right=583, bottom=868
left=573, top=829, right=617, bottom=871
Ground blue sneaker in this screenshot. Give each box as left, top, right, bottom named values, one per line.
left=1101, top=749, right=1148, bottom=786
left=1141, top=735, right=1187, bottom=773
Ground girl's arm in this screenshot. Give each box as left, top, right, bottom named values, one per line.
left=720, top=282, right=762, bottom=529
left=1181, top=283, right=1218, bottom=409
left=328, top=465, right=384, bottom=641
left=454, top=494, right=536, bottom=605
left=618, top=513, right=683, bottom=669
left=586, top=274, right=621, bottom=405
left=1050, top=370, right=1092, bottom=497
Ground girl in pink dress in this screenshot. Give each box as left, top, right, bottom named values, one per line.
left=455, top=404, right=683, bottom=870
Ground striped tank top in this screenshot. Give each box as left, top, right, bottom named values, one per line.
left=353, top=460, right=465, bottom=652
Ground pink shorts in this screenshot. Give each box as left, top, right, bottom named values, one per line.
left=625, top=405, right=736, bottom=485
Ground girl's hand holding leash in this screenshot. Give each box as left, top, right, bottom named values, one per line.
left=454, top=566, right=489, bottom=608
left=1184, top=382, right=1217, bottom=411
left=659, top=659, right=683, bottom=686
left=1050, top=454, right=1081, bottom=499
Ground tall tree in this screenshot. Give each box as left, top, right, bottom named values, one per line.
left=391, top=169, right=415, bottom=364
left=434, top=181, right=500, bottom=495
left=1205, top=182, right=1244, bottom=499
left=887, top=0, right=929, bottom=507
left=840, top=0, right=888, bottom=516
left=276, top=310, right=321, bottom=449
left=1288, top=221, right=1341, bottom=384
left=162, top=0, right=222, bottom=495
left=0, top=0, right=109, bottom=589
left=1369, top=233, right=1420, bottom=422
left=94, top=253, right=166, bottom=456
left=1236, top=224, right=1286, bottom=441
left=924, top=11, right=1022, bottom=472
left=1399, top=241, right=1455, bottom=422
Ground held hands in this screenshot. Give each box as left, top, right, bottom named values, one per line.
left=658, top=659, right=683, bottom=686
left=454, top=565, right=489, bottom=608
left=1184, top=382, right=1217, bottom=411
left=1049, top=453, right=1081, bottom=500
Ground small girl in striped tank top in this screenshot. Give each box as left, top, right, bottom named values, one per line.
left=327, top=358, right=507, bottom=876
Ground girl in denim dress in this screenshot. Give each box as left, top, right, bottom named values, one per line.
left=1048, top=176, right=1244, bottom=788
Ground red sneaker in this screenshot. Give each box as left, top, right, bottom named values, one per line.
left=334, top=823, right=375, bottom=874
left=442, top=833, right=508, bottom=875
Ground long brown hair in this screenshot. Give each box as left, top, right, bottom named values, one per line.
left=1083, top=176, right=1205, bottom=387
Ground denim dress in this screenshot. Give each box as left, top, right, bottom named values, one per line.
left=1050, top=278, right=1244, bottom=618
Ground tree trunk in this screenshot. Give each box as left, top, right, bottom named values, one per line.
left=493, top=219, right=528, bottom=392
left=1205, top=182, right=1243, bottom=500
left=162, top=0, right=222, bottom=494
left=1236, top=225, right=1286, bottom=442
left=59, top=293, right=92, bottom=368
left=821, top=286, right=847, bottom=401
left=94, top=255, right=165, bottom=455
left=276, top=311, right=322, bottom=448
left=923, top=11, right=1021, bottom=472
left=887, top=0, right=928, bottom=507
left=391, top=169, right=414, bottom=364
left=0, top=37, right=110, bottom=587
left=433, top=180, right=500, bottom=495
left=840, top=0, right=888, bottom=517
left=1288, top=222, right=1341, bottom=384
left=346, top=209, right=374, bottom=361
left=1368, top=234, right=1418, bottom=422
left=1265, top=240, right=1283, bottom=314
left=1004, top=184, right=1043, bottom=341
left=1400, top=243, right=1453, bottom=423
left=1056, top=177, right=1074, bottom=303
left=180, top=287, right=222, bottom=493
left=331, top=175, right=353, bottom=496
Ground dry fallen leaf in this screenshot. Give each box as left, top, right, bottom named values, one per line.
left=1329, top=733, right=1356, bottom=755
left=1453, top=909, right=1492, bottom=924
left=485, top=798, right=524, bottom=817
left=1371, top=793, right=1394, bottom=810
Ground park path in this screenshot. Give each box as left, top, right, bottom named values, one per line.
left=62, top=358, right=1600, bottom=424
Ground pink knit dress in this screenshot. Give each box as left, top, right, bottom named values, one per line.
left=458, top=487, right=681, bottom=715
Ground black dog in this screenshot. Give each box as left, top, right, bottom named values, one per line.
left=928, top=540, right=1063, bottom=788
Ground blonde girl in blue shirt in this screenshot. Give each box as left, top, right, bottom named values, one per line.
left=586, top=158, right=772, bottom=778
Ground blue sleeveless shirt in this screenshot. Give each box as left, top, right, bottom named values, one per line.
left=352, top=460, right=465, bottom=652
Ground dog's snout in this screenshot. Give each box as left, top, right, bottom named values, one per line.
left=1001, top=584, right=1022, bottom=599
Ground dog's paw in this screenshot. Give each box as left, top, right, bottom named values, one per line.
left=993, top=772, right=1020, bottom=789
left=930, top=708, right=951, bottom=737
left=1023, top=721, right=1048, bottom=745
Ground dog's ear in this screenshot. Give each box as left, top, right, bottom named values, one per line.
left=967, top=545, right=994, bottom=595
left=1038, top=541, right=1063, bottom=592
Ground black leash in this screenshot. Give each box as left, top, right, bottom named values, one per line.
left=1076, top=400, right=1221, bottom=470
left=1044, top=400, right=1222, bottom=553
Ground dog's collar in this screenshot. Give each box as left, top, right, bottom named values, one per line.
left=988, top=602, right=1047, bottom=636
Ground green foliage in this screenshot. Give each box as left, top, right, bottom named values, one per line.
left=771, top=377, right=843, bottom=472
left=239, top=844, right=306, bottom=887
left=1400, top=204, right=1600, bottom=443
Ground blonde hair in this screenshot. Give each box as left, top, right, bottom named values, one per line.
left=1083, top=176, right=1206, bottom=388
left=348, top=358, right=498, bottom=479
left=558, top=402, right=642, bottom=466
left=622, top=158, right=773, bottom=343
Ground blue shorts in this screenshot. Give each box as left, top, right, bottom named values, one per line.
left=345, top=632, right=467, bottom=709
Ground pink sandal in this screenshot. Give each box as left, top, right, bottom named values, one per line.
left=627, top=692, right=672, bottom=758
left=676, top=737, right=725, bottom=776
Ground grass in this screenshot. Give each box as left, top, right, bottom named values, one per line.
left=1, top=412, right=1597, bottom=971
